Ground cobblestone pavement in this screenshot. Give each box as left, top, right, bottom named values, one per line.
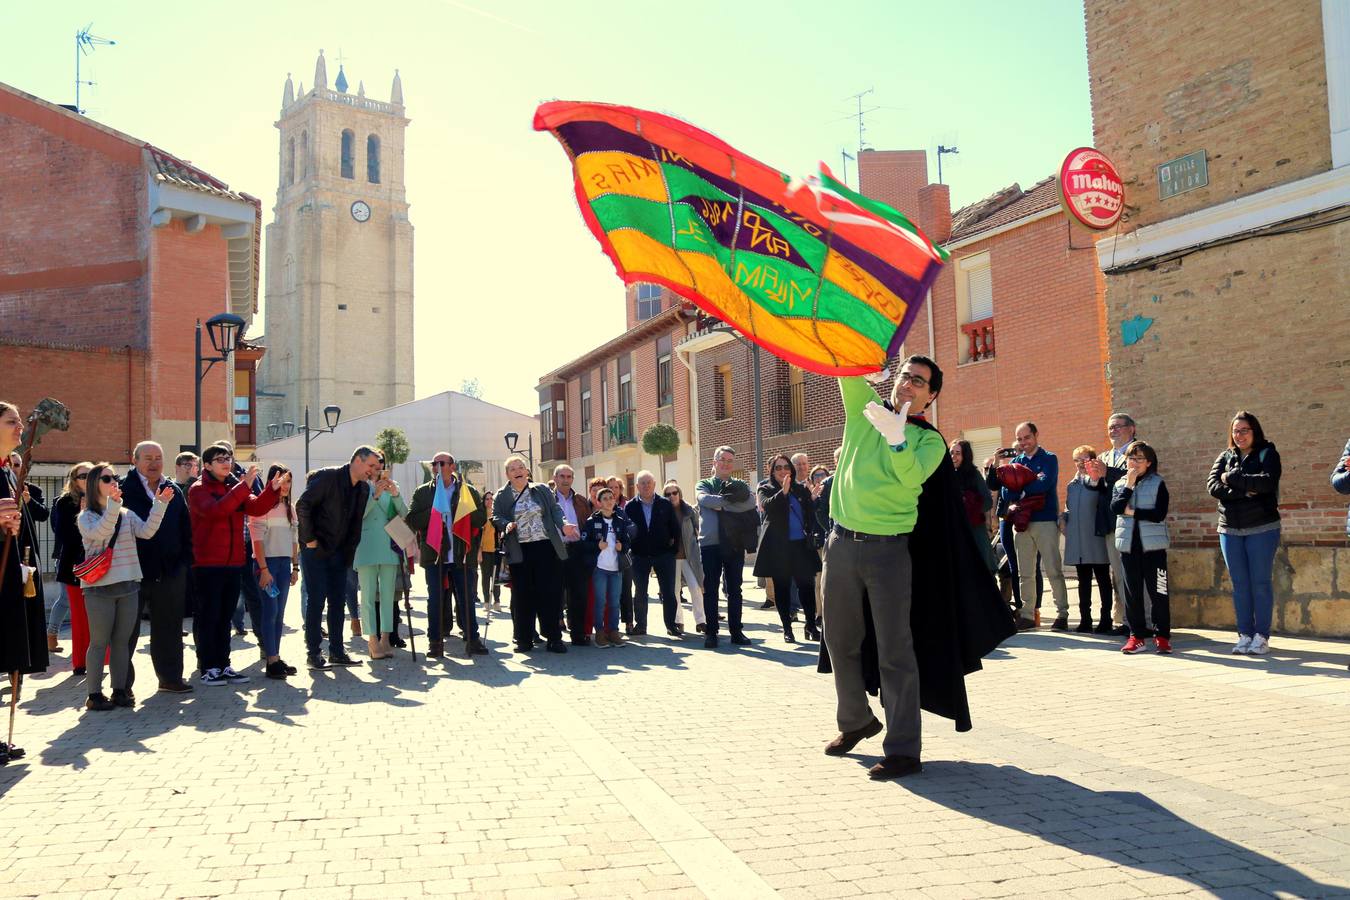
left=2, top=575, right=1348, bottom=899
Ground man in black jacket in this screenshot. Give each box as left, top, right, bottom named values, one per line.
left=122, top=441, right=194, bottom=694
left=624, top=470, right=681, bottom=637
left=297, top=446, right=379, bottom=668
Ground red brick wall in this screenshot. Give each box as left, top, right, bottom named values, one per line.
left=149, top=219, right=232, bottom=432
left=0, top=94, right=148, bottom=348
left=857, top=150, right=928, bottom=222
left=0, top=342, right=150, bottom=464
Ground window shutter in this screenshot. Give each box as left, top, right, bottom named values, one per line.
left=968, top=264, right=994, bottom=321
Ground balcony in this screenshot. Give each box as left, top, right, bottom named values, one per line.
left=606, top=409, right=636, bottom=448
left=773, top=381, right=806, bottom=434
left=961, top=317, right=995, bottom=362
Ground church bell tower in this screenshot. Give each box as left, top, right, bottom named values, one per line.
left=259, top=50, right=414, bottom=431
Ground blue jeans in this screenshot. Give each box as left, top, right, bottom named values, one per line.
left=300, top=548, right=349, bottom=658
left=46, top=583, right=70, bottom=636
left=1220, top=529, right=1280, bottom=637
left=592, top=568, right=621, bottom=634
left=258, top=557, right=292, bottom=658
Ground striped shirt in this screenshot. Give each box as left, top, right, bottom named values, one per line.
left=78, top=498, right=168, bottom=588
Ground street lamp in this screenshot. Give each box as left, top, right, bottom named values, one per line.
left=299, top=404, right=341, bottom=474
left=194, top=313, right=246, bottom=453
left=504, top=430, right=534, bottom=476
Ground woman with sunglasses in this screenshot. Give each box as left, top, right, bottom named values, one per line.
left=1207, top=410, right=1282, bottom=655
left=663, top=481, right=707, bottom=634
left=53, top=462, right=96, bottom=674
left=753, top=453, right=821, bottom=643
left=354, top=456, right=406, bottom=661
left=1110, top=441, right=1171, bottom=655
left=76, top=462, right=175, bottom=710
left=248, top=465, right=301, bottom=678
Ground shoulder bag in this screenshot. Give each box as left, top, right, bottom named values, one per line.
left=73, top=512, right=124, bottom=584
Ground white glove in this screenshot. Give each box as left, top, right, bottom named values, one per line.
left=862, top=364, right=890, bottom=385
left=862, top=401, right=911, bottom=447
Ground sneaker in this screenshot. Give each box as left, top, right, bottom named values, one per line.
left=1248, top=635, right=1270, bottom=655
left=221, top=666, right=250, bottom=684
left=1050, top=615, right=1069, bottom=631
left=594, top=632, right=610, bottom=648
left=328, top=652, right=360, bottom=667
left=307, top=655, right=329, bottom=670
left=1154, top=637, right=1173, bottom=654
left=1232, top=634, right=1253, bottom=654
left=85, top=693, right=115, bottom=711
left=200, top=668, right=227, bottom=686
left=1121, top=636, right=1148, bottom=654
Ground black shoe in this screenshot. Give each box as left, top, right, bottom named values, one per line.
left=805, top=626, right=821, bottom=641
left=759, top=600, right=774, bottom=609
left=1015, top=618, right=1037, bottom=631
left=72, top=667, right=86, bottom=677
left=533, top=632, right=544, bottom=644
left=280, top=659, right=298, bottom=676
left=0, top=742, right=23, bottom=761
left=390, top=635, right=407, bottom=648
left=730, top=632, right=752, bottom=646
left=630, top=626, right=647, bottom=636
left=571, top=635, right=592, bottom=646
left=666, top=627, right=685, bottom=638
left=467, top=638, right=488, bottom=655
left=546, top=639, right=567, bottom=653
left=86, top=693, right=115, bottom=712
left=783, top=626, right=796, bottom=644
left=157, top=681, right=194, bottom=694
left=704, top=635, right=719, bottom=648
left=1112, top=624, right=1130, bottom=637
left=328, top=652, right=360, bottom=667
left=1074, top=619, right=1094, bottom=633
left=307, top=655, right=329, bottom=670
left=265, top=661, right=289, bottom=680
left=824, top=717, right=883, bottom=755
left=234, top=627, right=247, bottom=637
left=514, top=642, right=533, bottom=653
left=696, top=623, right=706, bottom=634
left=868, top=755, right=922, bottom=780
left=1093, top=621, right=1115, bottom=634
left=110, top=689, right=135, bottom=708
left=1050, top=616, right=1069, bottom=631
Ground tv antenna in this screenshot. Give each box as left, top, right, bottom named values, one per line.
left=937, top=144, right=960, bottom=184
left=845, top=87, right=877, bottom=154
left=75, top=24, right=116, bottom=114
left=840, top=149, right=856, bottom=186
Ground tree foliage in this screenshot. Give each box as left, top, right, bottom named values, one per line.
left=374, top=426, right=410, bottom=466
left=642, top=422, right=680, bottom=457
left=460, top=377, right=484, bottom=399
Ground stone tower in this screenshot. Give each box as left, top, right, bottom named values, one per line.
left=259, top=50, right=414, bottom=432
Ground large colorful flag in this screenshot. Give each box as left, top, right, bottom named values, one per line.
left=450, top=481, right=477, bottom=550
left=533, top=101, right=949, bottom=376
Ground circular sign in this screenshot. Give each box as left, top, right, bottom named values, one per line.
left=351, top=200, right=372, bottom=223
left=1058, top=148, right=1124, bottom=230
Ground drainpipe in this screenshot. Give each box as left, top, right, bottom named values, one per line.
left=925, top=288, right=937, bottom=427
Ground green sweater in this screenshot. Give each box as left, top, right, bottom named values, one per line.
left=830, top=377, right=945, bottom=536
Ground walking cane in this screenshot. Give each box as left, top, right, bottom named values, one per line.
left=402, top=554, right=417, bottom=663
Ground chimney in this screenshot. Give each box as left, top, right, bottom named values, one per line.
left=916, top=183, right=952, bottom=245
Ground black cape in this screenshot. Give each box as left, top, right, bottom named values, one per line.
left=1, top=472, right=49, bottom=676
left=819, top=416, right=1015, bottom=732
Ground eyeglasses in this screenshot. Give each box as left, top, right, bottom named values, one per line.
left=773, top=465, right=792, bottom=471
left=897, top=372, right=929, bottom=388
left=1107, top=424, right=1130, bottom=432
left=74, top=473, right=88, bottom=480
left=98, top=474, right=118, bottom=484
left=1072, top=457, right=1092, bottom=463
left=1231, top=427, right=1253, bottom=436
left=212, top=456, right=234, bottom=465
left=664, top=491, right=679, bottom=497
left=1126, top=454, right=1147, bottom=461
left=431, top=461, right=453, bottom=468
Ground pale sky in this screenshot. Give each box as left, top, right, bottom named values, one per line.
left=6, top=0, right=1092, bottom=414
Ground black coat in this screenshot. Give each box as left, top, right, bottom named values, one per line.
left=1, top=471, right=48, bottom=675
left=819, top=416, right=1016, bottom=733
left=752, top=478, right=821, bottom=579
left=53, top=492, right=85, bottom=585
left=296, top=465, right=370, bottom=566
left=1207, top=443, right=1282, bottom=531
left=121, top=472, right=193, bottom=580
left=624, top=495, right=680, bottom=558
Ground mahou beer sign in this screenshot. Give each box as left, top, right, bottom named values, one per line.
left=1058, top=147, right=1124, bottom=230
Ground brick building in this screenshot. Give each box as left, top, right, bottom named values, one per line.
left=0, top=80, right=261, bottom=471
left=535, top=288, right=698, bottom=495
left=1084, top=0, right=1350, bottom=635
left=681, top=149, right=1110, bottom=493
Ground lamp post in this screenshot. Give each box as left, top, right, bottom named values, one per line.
left=504, top=431, right=534, bottom=477
left=195, top=313, right=246, bottom=453
left=299, top=405, right=341, bottom=475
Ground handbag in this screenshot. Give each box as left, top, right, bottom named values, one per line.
left=73, top=513, right=123, bottom=584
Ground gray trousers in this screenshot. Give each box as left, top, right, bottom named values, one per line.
left=822, top=532, right=921, bottom=759
left=1014, top=521, right=1068, bottom=617
left=83, top=581, right=141, bottom=696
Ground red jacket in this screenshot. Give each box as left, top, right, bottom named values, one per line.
left=189, top=475, right=280, bottom=568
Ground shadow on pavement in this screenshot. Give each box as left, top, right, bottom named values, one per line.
left=890, top=761, right=1346, bottom=897
left=1003, top=630, right=1350, bottom=677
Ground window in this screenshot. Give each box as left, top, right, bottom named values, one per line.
left=540, top=401, right=554, bottom=443
left=286, top=138, right=295, bottom=185
left=956, top=251, right=995, bottom=363
left=636, top=283, right=662, bottom=321
left=617, top=353, right=633, bottom=411
left=714, top=363, right=733, bottom=420
left=367, top=134, right=381, bottom=183
left=340, top=129, right=355, bottom=179
left=554, top=398, right=565, bottom=441
left=337, top=303, right=348, bottom=310
left=300, top=131, right=310, bottom=177
left=282, top=254, right=296, bottom=293
left=579, top=373, right=591, bottom=433
left=656, top=334, right=673, bottom=408
left=963, top=427, right=1003, bottom=474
